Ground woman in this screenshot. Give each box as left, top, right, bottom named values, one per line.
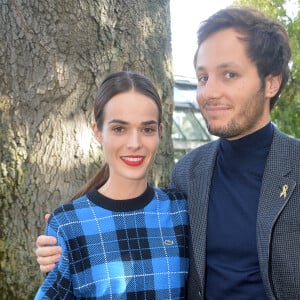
left=34, top=71, right=189, bottom=299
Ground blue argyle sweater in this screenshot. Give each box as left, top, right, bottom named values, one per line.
left=35, top=185, right=189, bottom=299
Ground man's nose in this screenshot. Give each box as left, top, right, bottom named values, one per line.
left=197, top=77, right=221, bottom=101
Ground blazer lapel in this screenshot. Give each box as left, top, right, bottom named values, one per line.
left=188, top=141, right=219, bottom=294
left=256, top=129, right=296, bottom=298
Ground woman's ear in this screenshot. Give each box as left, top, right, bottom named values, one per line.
left=92, top=122, right=102, bottom=144
left=265, top=74, right=282, bottom=98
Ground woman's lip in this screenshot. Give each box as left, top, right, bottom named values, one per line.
left=121, top=156, right=145, bottom=166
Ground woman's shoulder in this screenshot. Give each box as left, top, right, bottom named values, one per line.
left=152, top=188, right=188, bottom=222
left=153, top=187, right=186, bottom=201
left=49, top=194, right=90, bottom=225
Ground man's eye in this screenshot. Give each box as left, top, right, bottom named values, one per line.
left=197, top=75, right=208, bottom=83
left=225, top=72, right=236, bottom=79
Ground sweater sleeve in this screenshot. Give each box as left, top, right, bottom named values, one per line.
left=34, top=217, right=73, bottom=300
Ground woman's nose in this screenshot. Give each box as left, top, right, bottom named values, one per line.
left=127, top=131, right=141, bottom=150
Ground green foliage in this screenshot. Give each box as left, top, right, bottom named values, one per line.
left=234, top=0, right=300, bottom=138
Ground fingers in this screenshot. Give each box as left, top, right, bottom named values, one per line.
left=36, top=252, right=61, bottom=273
left=36, top=235, right=57, bottom=247
left=36, top=250, right=61, bottom=263
left=35, top=236, right=61, bottom=258
left=35, top=235, right=61, bottom=273
left=35, top=244, right=61, bottom=258
left=39, top=263, right=57, bottom=273
left=44, top=213, right=50, bottom=223
left=36, top=216, right=60, bottom=273
left=38, top=257, right=60, bottom=273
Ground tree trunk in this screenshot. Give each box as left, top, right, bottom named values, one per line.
left=0, top=0, right=174, bottom=298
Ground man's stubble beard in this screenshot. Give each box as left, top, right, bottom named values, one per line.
left=203, top=87, right=266, bottom=139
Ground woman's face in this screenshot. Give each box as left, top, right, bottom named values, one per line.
left=93, top=90, right=162, bottom=185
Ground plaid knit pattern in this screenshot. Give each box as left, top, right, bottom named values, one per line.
left=35, top=186, right=189, bottom=299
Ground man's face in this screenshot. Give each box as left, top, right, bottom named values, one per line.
left=195, top=28, right=273, bottom=140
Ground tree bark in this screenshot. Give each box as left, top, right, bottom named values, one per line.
left=0, top=0, right=174, bottom=298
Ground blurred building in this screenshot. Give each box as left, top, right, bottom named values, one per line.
left=172, top=76, right=215, bottom=161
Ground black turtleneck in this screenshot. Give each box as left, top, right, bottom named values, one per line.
left=205, top=122, right=274, bottom=300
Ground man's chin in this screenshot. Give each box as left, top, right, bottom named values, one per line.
left=207, top=126, right=236, bottom=139
left=207, top=126, right=223, bottom=138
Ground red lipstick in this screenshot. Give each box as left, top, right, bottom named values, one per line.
left=121, top=156, right=145, bottom=166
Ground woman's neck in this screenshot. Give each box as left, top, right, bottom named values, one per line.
left=98, top=178, right=148, bottom=200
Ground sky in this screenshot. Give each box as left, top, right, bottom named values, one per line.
left=170, top=0, right=233, bottom=78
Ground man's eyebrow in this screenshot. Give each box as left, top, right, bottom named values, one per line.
left=196, top=62, right=239, bottom=72
left=217, top=62, right=240, bottom=69
left=196, top=66, right=206, bottom=73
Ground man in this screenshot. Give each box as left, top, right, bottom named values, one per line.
left=36, top=7, right=300, bottom=299
left=170, top=6, right=299, bottom=299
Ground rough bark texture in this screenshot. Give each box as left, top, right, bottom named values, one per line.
left=0, top=0, right=174, bottom=298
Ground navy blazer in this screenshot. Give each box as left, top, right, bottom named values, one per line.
left=170, top=127, right=300, bottom=299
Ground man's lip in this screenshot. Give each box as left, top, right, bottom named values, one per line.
left=204, top=105, right=230, bottom=115
left=120, top=156, right=145, bottom=166
left=205, top=104, right=230, bottom=110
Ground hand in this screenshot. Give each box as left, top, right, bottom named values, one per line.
left=35, top=235, right=61, bottom=272
left=35, top=214, right=62, bottom=273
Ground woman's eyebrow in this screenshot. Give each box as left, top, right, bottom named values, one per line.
left=107, top=119, right=158, bottom=125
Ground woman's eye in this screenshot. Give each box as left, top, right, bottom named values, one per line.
left=112, top=126, right=125, bottom=133
left=143, top=127, right=156, bottom=135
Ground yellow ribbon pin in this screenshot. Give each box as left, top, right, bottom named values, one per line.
left=280, top=184, right=288, bottom=199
